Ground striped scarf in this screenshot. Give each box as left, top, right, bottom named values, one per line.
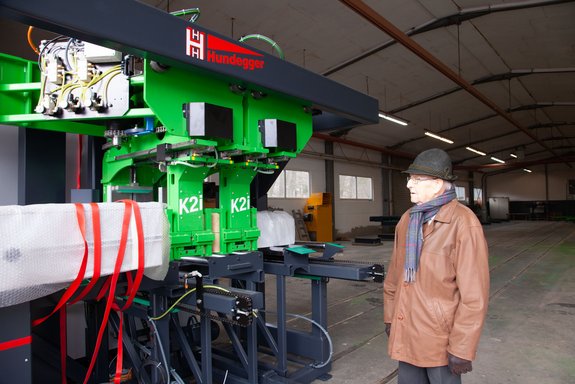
left=405, top=188, right=456, bottom=282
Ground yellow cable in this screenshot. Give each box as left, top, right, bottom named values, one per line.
left=149, top=285, right=232, bottom=321
left=102, top=71, right=122, bottom=105
left=149, top=288, right=196, bottom=321
left=81, top=66, right=121, bottom=102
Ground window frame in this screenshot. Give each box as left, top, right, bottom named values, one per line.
left=267, top=169, right=310, bottom=199
left=455, top=185, right=466, bottom=202
left=338, top=174, right=373, bottom=201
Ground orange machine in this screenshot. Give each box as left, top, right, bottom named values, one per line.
left=304, top=192, right=333, bottom=242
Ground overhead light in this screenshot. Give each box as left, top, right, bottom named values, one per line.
left=466, top=146, right=486, bottom=156
left=523, top=168, right=532, bottom=173
left=424, top=131, right=453, bottom=144
left=510, top=153, right=518, bottom=159
left=491, top=156, right=506, bottom=164
left=378, top=112, right=408, bottom=126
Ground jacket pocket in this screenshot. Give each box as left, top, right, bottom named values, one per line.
left=433, top=300, right=451, bottom=333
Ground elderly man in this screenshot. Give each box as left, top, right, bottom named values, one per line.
left=384, top=148, right=489, bottom=384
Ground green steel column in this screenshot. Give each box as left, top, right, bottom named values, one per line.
left=217, top=166, right=260, bottom=254
left=167, top=164, right=215, bottom=259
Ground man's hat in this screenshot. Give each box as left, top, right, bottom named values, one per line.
left=403, top=148, right=457, bottom=181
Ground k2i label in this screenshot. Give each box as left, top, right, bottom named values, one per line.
left=179, top=195, right=203, bottom=215
left=231, top=197, right=249, bottom=213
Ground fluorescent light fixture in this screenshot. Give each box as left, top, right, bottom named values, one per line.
left=523, top=168, right=532, bottom=173
left=491, top=156, right=506, bottom=164
left=510, top=153, right=518, bottom=159
left=424, top=131, right=454, bottom=144
left=378, top=112, right=408, bottom=126
left=465, top=146, right=486, bottom=156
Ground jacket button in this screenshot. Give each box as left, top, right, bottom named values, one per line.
left=398, top=314, right=404, bottom=320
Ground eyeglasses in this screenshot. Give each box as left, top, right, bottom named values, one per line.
left=406, top=176, right=437, bottom=184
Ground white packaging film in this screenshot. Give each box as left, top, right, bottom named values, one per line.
left=257, top=210, right=295, bottom=248
left=0, top=202, right=170, bottom=308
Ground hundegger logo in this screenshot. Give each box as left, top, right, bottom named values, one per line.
left=186, top=27, right=265, bottom=71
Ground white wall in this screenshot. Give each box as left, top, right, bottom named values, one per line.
left=487, top=164, right=575, bottom=201
left=333, top=145, right=383, bottom=234
left=547, top=167, right=575, bottom=200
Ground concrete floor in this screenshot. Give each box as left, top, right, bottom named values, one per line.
left=271, top=220, right=575, bottom=384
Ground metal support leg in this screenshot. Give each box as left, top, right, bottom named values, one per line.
left=276, top=275, right=288, bottom=376
left=245, top=281, right=259, bottom=384
left=312, top=278, right=330, bottom=365
left=171, top=315, right=203, bottom=384
left=201, top=310, right=213, bottom=384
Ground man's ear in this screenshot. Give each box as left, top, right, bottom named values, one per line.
left=434, top=179, right=446, bottom=195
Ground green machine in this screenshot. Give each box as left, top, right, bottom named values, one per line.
left=0, top=41, right=312, bottom=260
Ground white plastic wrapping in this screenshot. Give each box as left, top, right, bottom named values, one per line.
left=257, top=210, right=295, bottom=248
left=0, top=202, right=170, bottom=308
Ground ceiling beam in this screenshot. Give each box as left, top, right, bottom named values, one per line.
left=391, top=106, right=575, bottom=149
left=447, top=130, right=522, bottom=153
left=454, top=142, right=537, bottom=164
left=455, top=140, right=575, bottom=165
left=339, top=0, right=571, bottom=168
left=447, top=122, right=575, bottom=155
left=312, top=132, right=414, bottom=159
left=389, top=69, right=575, bottom=115
left=390, top=113, right=498, bottom=149
left=323, top=0, right=574, bottom=76
left=456, top=155, right=575, bottom=171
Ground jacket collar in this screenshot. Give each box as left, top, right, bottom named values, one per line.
left=433, top=198, right=458, bottom=224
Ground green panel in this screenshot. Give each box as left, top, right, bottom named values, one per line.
left=28, top=120, right=106, bottom=136
left=287, top=246, right=316, bottom=255
left=0, top=53, right=39, bottom=117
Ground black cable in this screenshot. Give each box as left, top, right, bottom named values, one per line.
left=37, top=35, right=67, bottom=70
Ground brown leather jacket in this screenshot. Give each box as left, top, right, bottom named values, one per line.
left=383, top=199, right=489, bottom=367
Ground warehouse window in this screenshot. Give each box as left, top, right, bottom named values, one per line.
left=268, top=170, right=310, bottom=198
left=474, top=188, right=483, bottom=206
left=455, top=186, right=466, bottom=201
left=339, top=175, right=373, bottom=200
